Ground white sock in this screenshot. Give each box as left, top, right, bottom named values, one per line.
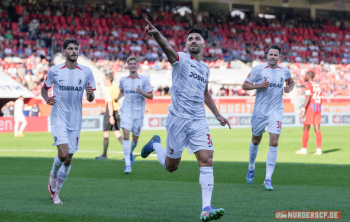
left=199, top=167, right=214, bottom=209
left=153, top=143, right=167, bottom=169
left=266, top=146, right=278, bottom=180
left=57, top=164, right=71, bottom=194
left=123, top=140, right=131, bottom=166
left=52, top=155, right=64, bottom=177
left=14, top=122, right=19, bottom=135
left=131, top=140, right=138, bottom=152
left=249, top=141, right=259, bottom=171
left=19, top=121, right=27, bottom=133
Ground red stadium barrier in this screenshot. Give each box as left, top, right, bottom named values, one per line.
left=0, top=117, right=48, bottom=133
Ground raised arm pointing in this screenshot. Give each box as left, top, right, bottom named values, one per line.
left=145, top=20, right=178, bottom=64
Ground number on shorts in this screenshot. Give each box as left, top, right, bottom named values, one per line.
left=207, top=134, right=213, bottom=147
left=76, top=137, right=79, bottom=145
left=277, top=121, right=282, bottom=129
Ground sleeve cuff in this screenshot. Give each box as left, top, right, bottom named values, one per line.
left=44, top=83, right=51, bottom=89
left=93, top=88, right=96, bottom=91
left=147, top=90, right=153, bottom=94
left=170, top=52, right=179, bottom=64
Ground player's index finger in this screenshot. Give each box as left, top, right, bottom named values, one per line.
left=145, top=20, right=152, bottom=26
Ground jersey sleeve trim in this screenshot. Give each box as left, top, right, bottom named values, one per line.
left=44, top=83, right=51, bottom=89
left=147, top=90, right=153, bottom=94
left=93, top=88, right=96, bottom=91
left=169, top=52, right=179, bottom=64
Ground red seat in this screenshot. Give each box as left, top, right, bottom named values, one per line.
left=101, top=18, right=107, bottom=27
left=52, top=15, right=59, bottom=24
left=11, top=22, right=17, bottom=31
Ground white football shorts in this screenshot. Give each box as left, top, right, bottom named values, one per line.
left=251, top=112, right=283, bottom=136
left=120, top=114, right=143, bottom=137
left=14, top=115, right=26, bottom=123
left=51, top=125, right=81, bottom=154
left=165, top=113, right=214, bottom=159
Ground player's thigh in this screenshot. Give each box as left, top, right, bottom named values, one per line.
left=131, top=117, right=143, bottom=137
left=67, top=129, right=81, bottom=154
left=313, top=112, right=322, bottom=126
left=165, top=114, right=190, bottom=159
left=251, top=117, right=268, bottom=136
left=188, top=118, right=214, bottom=155
left=266, top=114, right=283, bottom=135
left=304, top=110, right=314, bottom=125
left=52, top=125, right=70, bottom=154
left=111, top=111, right=121, bottom=131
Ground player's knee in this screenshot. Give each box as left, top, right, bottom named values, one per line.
left=270, top=141, right=278, bottom=147
left=58, top=153, right=68, bottom=161
left=252, top=140, right=260, bottom=146
left=166, top=165, right=179, bottom=173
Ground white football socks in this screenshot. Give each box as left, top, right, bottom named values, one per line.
left=153, top=143, right=167, bottom=169
left=131, top=140, right=138, bottom=152
left=266, top=146, right=278, bottom=180
left=249, top=141, right=259, bottom=171
left=57, top=164, right=71, bottom=194
left=200, top=167, right=214, bottom=209
left=14, top=122, right=19, bottom=136
left=52, top=155, right=64, bottom=177
left=123, top=140, right=131, bottom=166
left=18, top=121, right=27, bottom=133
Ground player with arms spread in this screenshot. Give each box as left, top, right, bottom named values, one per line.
left=295, top=71, right=322, bottom=155
left=41, top=39, right=96, bottom=204
left=140, top=20, right=230, bottom=221
left=114, top=56, right=153, bottom=174
left=242, top=45, right=294, bottom=191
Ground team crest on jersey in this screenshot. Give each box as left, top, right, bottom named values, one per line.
left=77, top=79, right=82, bottom=84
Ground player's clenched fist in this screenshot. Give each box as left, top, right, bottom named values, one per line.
left=86, top=82, right=93, bottom=95
left=145, top=20, right=157, bottom=35
left=46, top=95, right=56, bottom=106
left=284, top=85, right=290, bottom=93
left=260, top=77, right=269, bottom=88
left=136, top=88, right=143, bottom=95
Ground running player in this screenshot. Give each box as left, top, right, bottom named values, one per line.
left=243, top=45, right=294, bottom=191
left=41, top=39, right=96, bottom=204
left=295, top=71, right=322, bottom=155
left=14, top=96, right=27, bottom=137
left=114, top=56, right=153, bottom=174
left=95, top=74, right=123, bottom=160
left=141, top=20, right=230, bottom=221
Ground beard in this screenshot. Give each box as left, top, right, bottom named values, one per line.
left=67, top=55, right=77, bottom=62
left=188, top=46, right=201, bottom=54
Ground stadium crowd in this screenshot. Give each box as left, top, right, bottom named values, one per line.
left=0, top=1, right=349, bottom=97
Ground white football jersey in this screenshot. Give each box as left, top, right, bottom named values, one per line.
left=245, top=62, right=293, bottom=119
left=119, top=74, right=153, bottom=118
left=44, top=63, right=96, bottom=130
left=168, top=52, right=210, bottom=119
left=14, top=99, right=24, bottom=116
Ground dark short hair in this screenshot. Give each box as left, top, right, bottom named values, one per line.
left=126, top=56, right=138, bottom=64
left=187, top=28, right=205, bottom=38
left=105, top=73, right=113, bottom=82
left=63, top=38, right=79, bottom=50
left=307, top=71, right=315, bottom=79
left=268, top=45, right=281, bottom=54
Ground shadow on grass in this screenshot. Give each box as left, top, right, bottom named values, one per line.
left=322, top=148, right=341, bottom=154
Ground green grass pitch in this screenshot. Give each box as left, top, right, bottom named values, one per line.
left=0, top=126, right=349, bottom=221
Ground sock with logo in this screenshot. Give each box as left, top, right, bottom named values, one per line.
left=153, top=143, right=167, bottom=169
left=302, top=130, right=309, bottom=148
left=52, top=155, right=64, bottom=177
left=131, top=140, right=138, bottom=152
left=316, top=131, right=322, bottom=149
left=249, top=141, right=259, bottom=171
left=57, top=164, right=71, bottom=194
left=200, top=167, right=214, bottom=209
left=265, top=146, right=278, bottom=180
left=123, top=140, right=131, bottom=166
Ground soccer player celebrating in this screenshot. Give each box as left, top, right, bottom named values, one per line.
left=242, top=45, right=294, bottom=191
left=95, top=74, right=123, bottom=160
left=42, top=39, right=96, bottom=204
left=141, top=20, right=230, bottom=221
left=295, top=71, right=322, bottom=155
left=114, top=56, right=153, bottom=174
